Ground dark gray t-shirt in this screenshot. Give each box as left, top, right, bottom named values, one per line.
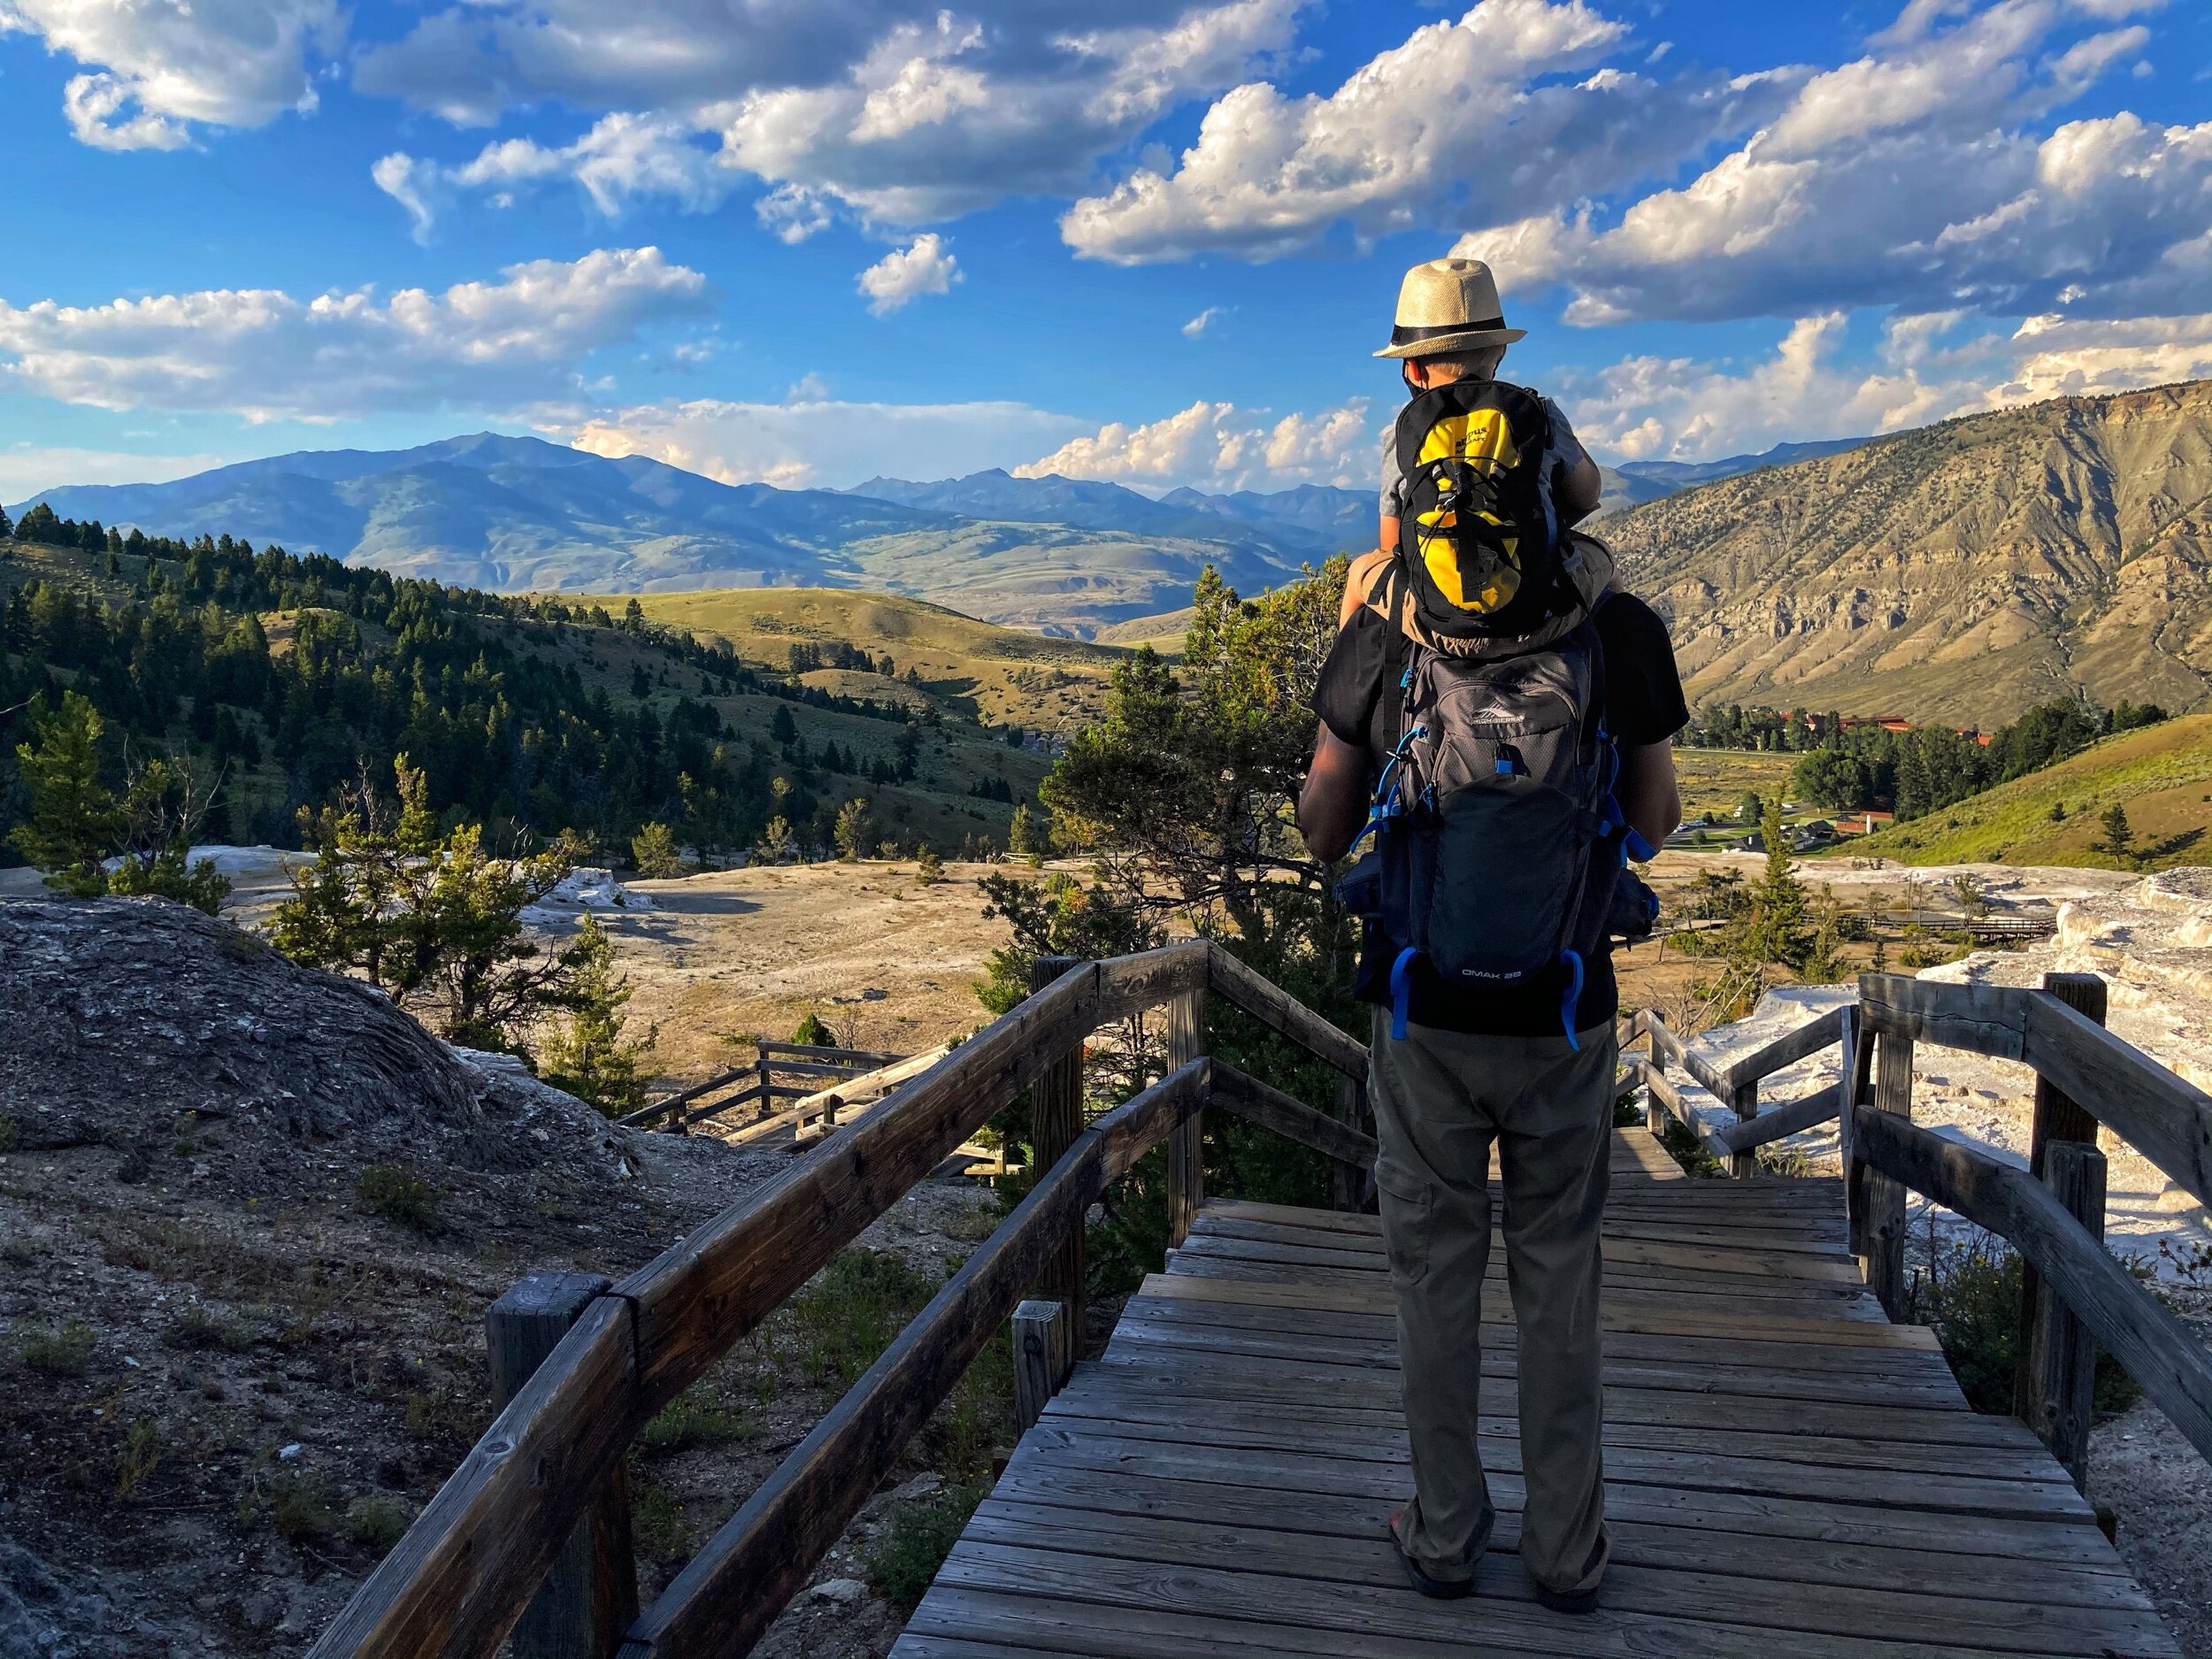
left=1379, top=391, right=1591, bottom=518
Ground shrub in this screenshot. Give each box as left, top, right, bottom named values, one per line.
left=17, top=1319, right=95, bottom=1376
left=786, top=1248, right=934, bottom=1387
left=113, top=1418, right=163, bottom=1501
left=240, top=1468, right=342, bottom=1541
left=866, top=1485, right=982, bottom=1611
left=357, top=1164, right=444, bottom=1234
left=164, top=1304, right=252, bottom=1352
left=347, top=1494, right=412, bottom=1553
left=1907, top=1228, right=2140, bottom=1418
left=631, top=1484, right=692, bottom=1565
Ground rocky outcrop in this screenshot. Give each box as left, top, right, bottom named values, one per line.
left=0, top=895, right=637, bottom=1202
left=1606, top=379, right=2212, bottom=723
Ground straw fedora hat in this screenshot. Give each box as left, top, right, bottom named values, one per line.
left=1375, top=257, right=1527, bottom=358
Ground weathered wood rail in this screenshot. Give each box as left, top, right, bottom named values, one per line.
left=616, top=1039, right=914, bottom=1134
left=1627, top=970, right=2212, bottom=1491
left=1847, top=972, right=2212, bottom=1481
left=308, top=940, right=1369, bottom=1659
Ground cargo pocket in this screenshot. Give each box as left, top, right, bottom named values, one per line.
left=1375, top=1159, right=1433, bottom=1286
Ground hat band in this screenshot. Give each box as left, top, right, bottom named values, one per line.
left=1389, top=318, right=1507, bottom=346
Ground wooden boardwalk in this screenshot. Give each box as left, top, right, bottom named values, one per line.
left=893, top=1132, right=2181, bottom=1659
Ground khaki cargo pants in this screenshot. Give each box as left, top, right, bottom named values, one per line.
left=1371, top=1010, right=1615, bottom=1597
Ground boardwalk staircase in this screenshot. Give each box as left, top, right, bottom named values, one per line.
left=310, top=946, right=2212, bottom=1659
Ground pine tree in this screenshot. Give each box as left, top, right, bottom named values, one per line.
left=2093, top=802, right=2137, bottom=866
left=915, top=842, right=944, bottom=886
left=754, top=815, right=795, bottom=864
left=630, top=821, right=684, bottom=878
left=1009, top=802, right=1041, bottom=862
left=1740, top=794, right=1809, bottom=970
left=539, top=917, right=652, bottom=1117
left=833, top=796, right=876, bottom=862
left=10, top=693, right=119, bottom=895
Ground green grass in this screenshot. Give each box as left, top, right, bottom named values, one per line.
left=356, top=1164, right=445, bottom=1234
left=638, top=1393, right=760, bottom=1455
left=866, top=1485, right=984, bottom=1610
left=16, top=1318, right=95, bottom=1376
left=1832, top=715, right=2212, bottom=870
left=1671, top=749, right=1799, bottom=830
left=612, top=588, right=1126, bottom=733
left=783, top=1248, right=937, bottom=1388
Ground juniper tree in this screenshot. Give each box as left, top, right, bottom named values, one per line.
left=538, top=916, right=654, bottom=1116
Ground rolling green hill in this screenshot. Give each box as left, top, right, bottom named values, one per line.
left=611, top=588, right=1130, bottom=732
left=1835, top=716, right=2212, bottom=870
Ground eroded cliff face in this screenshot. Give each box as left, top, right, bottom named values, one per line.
left=1605, top=380, right=2212, bottom=724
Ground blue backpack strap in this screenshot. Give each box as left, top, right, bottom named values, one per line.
left=1388, top=947, right=1418, bottom=1041
left=1557, top=949, right=1585, bottom=1050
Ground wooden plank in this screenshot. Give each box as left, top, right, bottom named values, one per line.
left=1711, top=1082, right=1844, bottom=1155
left=1859, top=973, right=2030, bottom=1061
left=949, top=1501, right=2174, bottom=1657
left=1204, top=944, right=1369, bottom=1079
left=1715, top=1004, right=1849, bottom=1092
left=1071, top=1354, right=2036, bottom=1451
left=756, top=1041, right=904, bottom=1064
left=924, top=1539, right=2167, bottom=1659
left=616, top=1060, right=1208, bottom=1659
left=2024, top=986, right=2212, bottom=1206
left=484, top=1275, right=637, bottom=1659
left=1041, top=1384, right=2064, bottom=1483
left=976, top=1461, right=2147, bottom=1606
left=1102, top=1320, right=1971, bottom=1409
left=1851, top=1101, right=2212, bottom=1466
left=1640, top=1011, right=1734, bottom=1099
left=1001, top=1426, right=2103, bottom=1561
left=618, top=1064, right=750, bottom=1125
left=1209, top=1060, right=1378, bottom=1172
left=1133, top=1270, right=1943, bottom=1350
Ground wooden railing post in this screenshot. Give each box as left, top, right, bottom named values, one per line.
left=486, top=1274, right=639, bottom=1659
left=1727, top=1077, right=1759, bottom=1179
left=1028, top=956, right=1086, bottom=1373
left=2016, top=972, right=2108, bottom=1489
left=2018, top=1140, right=2108, bottom=1491
left=1010, top=1298, right=1068, bottom=1432
left=1861, top=1026, right=1913, bottom=1320
left=1331, top=1074, right=1363, bottom=1211
left=1165, top=983, right=1205, bottom=1247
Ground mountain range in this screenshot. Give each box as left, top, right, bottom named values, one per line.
left=1603, top=379, right=2212, bottom=723
left=15, top=430, right=1855, bottom=639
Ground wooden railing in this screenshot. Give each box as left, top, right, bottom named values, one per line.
left=616, top=1040, right=912, bottom=1133
left=1847, top=972, right=2212, bottom=1486
left=1627, top=971, right=2211, bottom=1486
left=1625, top=1002, right=1854, bottom=1177
left=309, top=940, right=1371, bottom=1659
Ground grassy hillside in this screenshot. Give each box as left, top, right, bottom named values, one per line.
left=1832, top=716, right=2212, bottom=869
left=611, top=587, right=1129, bottom=731
left=0, top=538, right=1051, bottom=860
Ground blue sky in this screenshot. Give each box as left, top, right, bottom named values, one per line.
left=1, top=0, right=2208, bottom=501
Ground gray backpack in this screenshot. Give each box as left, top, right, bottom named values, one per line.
left=1338, top=543, right=1658, bottom=1042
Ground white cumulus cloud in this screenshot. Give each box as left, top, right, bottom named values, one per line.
left=1060, top=0, right=1797, bottom=264
left=1, top=0, right=341, bottom=150
left=0, top=248, right=712, bottom=422
left=350, top=0, right=1302, bottom=229
left=1017, top=396, right=1374, bottom=491
left=1458, top=0, right=2208, bottom=325
left=857, top=234, right=962, bottom=314
left=1182, top=307, right=1226, bottom=338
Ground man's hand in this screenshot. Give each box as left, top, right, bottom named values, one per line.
left=1298, top=722, right=1370, bottom=865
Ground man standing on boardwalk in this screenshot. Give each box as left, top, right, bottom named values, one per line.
left=1297, top=257, right=1686, bottom=1613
